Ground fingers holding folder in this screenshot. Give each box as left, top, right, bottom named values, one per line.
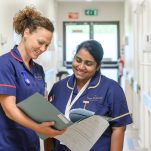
left=35, top=121, right=66, bottom=138
left=17, top=93, right=70, bottom=140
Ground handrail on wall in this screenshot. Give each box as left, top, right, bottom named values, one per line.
left=143, top=50, right=151, bottom=53
left=140, top=63, right=151, bottom=66
left=143, top=92, right=151, bottom=113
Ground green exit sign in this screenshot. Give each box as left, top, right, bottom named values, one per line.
left=85, top=9, right=98, bottom=16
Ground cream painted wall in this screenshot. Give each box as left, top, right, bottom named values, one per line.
left=57, top=1, right=124, bottom=65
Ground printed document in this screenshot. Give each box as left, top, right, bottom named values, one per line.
left=55, top=115, right=109, bottom=151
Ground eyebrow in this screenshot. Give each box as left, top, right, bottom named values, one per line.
left=75, top=56, right=95, bottom=63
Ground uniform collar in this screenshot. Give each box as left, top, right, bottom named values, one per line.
left=10, top=45, right=24, bottom=62
left=67, top=72, right=101, bottom=90
left=88, top=72, right=101, bottom=89
left=66, top=75, right=75, bottom=90
left=10, top=45, right=35, bottom=70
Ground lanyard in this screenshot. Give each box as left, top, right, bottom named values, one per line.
left=65, top=79, right=91, bottom=119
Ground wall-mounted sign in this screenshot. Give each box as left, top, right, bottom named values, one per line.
left=85, top=9, right=98, bottom=16
left=68, top=12, right=79, bottom=19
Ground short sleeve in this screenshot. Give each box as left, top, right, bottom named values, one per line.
left=107, top=82, right=132, bottom=127
left=0, top=61, right=16, bottom=96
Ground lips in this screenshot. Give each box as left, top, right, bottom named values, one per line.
left=76, top=70, right=86, bottom=76
left=33, top=50, right=40, bottom=56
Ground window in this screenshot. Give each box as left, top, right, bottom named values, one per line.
left=63, top=21, right=120, bottom=82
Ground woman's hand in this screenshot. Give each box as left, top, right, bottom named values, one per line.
left=35, top=121, right=65, bottom=138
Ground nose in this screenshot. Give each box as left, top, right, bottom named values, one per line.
left=40, top=45, right=47, bottom=52
left=79, top=62, right=86, bottom=70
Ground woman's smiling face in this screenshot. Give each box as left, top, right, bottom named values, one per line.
left=72, top=48, right=98, bottom=83
left=23, top=27, right=53, bottom=59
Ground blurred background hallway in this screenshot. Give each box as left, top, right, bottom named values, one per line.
left=0, top=0, right=151, bottom=150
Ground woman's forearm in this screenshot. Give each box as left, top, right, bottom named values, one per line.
left=110, top=126, right=126, bottom=151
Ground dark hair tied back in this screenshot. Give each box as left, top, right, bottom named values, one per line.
left=76, top=40, right=104, bottom=66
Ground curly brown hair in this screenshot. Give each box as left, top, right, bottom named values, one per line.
left=13, top=6, right=54, bottom=36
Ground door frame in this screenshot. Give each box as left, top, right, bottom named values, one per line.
left=63, top=21, right=120, bottom=82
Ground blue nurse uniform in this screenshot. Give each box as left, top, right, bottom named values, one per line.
left=49, top=72, right=133, bottom=151
left=0, top=46, right=45, bottom=151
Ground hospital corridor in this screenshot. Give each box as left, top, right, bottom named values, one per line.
left=0, top=0, right=151, bottom=151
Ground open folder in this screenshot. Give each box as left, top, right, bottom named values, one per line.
left=17, top=93, right=109, bottom=151
left=17, top=93, right=73, bottom=139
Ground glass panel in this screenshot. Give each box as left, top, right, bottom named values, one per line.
left=93, top=24, right=118, bottom=61
left=101, top=68, right=118, bottom=82
left=66, top=24, right=90, bottom=62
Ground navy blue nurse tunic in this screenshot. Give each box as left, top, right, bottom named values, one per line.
left=0, top=46, right=45, bottom=151
left=49, top=72, right=133, bottom=151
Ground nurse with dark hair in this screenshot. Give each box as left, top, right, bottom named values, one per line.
left=46, top=40, right=132, bottom=151
left=0, top=6, right=64, bottom=151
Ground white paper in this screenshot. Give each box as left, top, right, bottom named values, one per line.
left=55, top=115, right=109, bottom=151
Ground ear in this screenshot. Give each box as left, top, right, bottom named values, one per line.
left=23, top=28, right=30, bottom=37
